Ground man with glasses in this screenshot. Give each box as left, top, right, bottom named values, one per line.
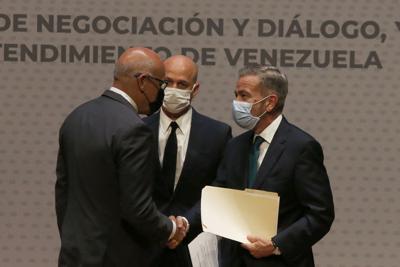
left=55, top=47, right=188, bottom=267
left=144, top=55, right=232, bottom=267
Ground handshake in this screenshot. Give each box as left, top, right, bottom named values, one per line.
left=167, top=215, right=190, bottom=249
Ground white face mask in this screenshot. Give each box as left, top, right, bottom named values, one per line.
left=162, top=86, right=193, bottom=114
left=232, top=96, right=271, bottom=129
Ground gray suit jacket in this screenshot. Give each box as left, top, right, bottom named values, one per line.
left=55, top=90, right=172, bottom=267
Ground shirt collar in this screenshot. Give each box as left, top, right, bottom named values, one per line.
left=160, top=107, right=192, bottom=136
left=255, top=114, right=283, bottom=144
left=109, top=87, right=138, bottom=112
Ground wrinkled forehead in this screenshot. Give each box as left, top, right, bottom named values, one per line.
left=236, top=75, right=262, bottom=90
left=235, top=75, right=266, bottom=97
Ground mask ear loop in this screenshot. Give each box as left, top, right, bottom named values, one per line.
left=190, top=83, right=198, bottom=92
left=251, top=95, right=271, bottom=118
left=189, top=82, right=200, bottom=101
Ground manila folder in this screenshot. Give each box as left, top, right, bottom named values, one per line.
left=201, top=186, right=279, bottom=244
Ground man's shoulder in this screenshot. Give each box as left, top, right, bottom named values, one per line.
left=142, top=111, right=159, bottom=125
left=193, top=110, right=231, bottom=131
left=66, top=93, right=132, bottom=114
left=142, top=109, right=232, bottom=133
left=284, top=118, right=319, bottom=143
left=281, top=118, right=324, bottom=152
left=225, top=130, right=252, bottom=149
left=61, top=97, right=100, bottom=124
left=62, top=94, right=142, bottom=130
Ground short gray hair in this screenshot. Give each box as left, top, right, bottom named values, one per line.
left=239, top=64, right=288, bottom=112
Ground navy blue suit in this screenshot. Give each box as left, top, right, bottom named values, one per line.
left=144, top=108, right=232, bottom=267
left=215, top=117, right=334, bottom=267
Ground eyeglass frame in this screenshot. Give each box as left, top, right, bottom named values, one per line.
left=133, top=73, right=168, bottom=90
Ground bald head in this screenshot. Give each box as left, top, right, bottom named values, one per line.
left=112, top=47, right=166, bottom=115
left=114, top=47, right=164, bottom=80
left=164, top=55, right=198, bottom=84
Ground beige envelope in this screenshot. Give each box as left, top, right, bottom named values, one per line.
left=201, top=186, right=279, bottom=244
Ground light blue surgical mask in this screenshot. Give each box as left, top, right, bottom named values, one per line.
left=232, top=96, right=271, bottom=129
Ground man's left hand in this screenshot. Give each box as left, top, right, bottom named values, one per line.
left=241, top=235, right=276, bottom=259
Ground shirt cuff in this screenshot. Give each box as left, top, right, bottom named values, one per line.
left=181, top=216, right=190, bottom=233
left=271, top=238, right=281, bottom=255
left=168, top=220, right=177, bottom=240
left=273, top=247, right=281, bottom=255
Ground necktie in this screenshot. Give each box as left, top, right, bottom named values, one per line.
left=162, top=121, right=179, bottom=194
left=248, top=135, right=264, bottom=187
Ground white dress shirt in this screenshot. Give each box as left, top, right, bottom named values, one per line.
left=109, top=87, right=138, bottom=112
left=254, top=114, right=283, bottom=169
left=159, top=108, right=192, bottom=190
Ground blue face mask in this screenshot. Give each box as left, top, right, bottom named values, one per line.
left=232, top=96, right=271, bottom=129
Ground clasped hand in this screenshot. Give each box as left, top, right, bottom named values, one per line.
left=167, top=216, right=189, bottom=249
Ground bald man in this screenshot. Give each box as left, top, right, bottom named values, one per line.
left=143, top=55, right=232, bottom=267
left=55, top=48, right=187, bottom=267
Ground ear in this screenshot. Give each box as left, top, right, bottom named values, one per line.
left=266, top=94, right=279, bottom=112
left=191, top=82, right=200, bottom=99
left=136, top=73, right=147, bottom=92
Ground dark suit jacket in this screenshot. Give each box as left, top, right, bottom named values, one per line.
left=143, top=109, right=232, bottom=266
left=55, top=90, right=173, bottom=267
left=214, top=117, right=335, bottom=267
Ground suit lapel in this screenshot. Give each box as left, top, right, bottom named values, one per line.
left=252, top=117, right=290, bottom=189
left=174, top=109, right=201, bottom=192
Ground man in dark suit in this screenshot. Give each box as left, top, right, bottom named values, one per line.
left=215, top=64, right=335, bottom=267
left=143, top=55, right=232, bottom=267
left=55, top=48, right=187, bottom=267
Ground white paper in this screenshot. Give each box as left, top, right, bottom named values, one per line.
left=188, top=232, right=219, bottom=267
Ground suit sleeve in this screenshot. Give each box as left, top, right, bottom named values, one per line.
left=183, top=125, right=233, bottom=240
left=115, top=123, right=173, bottom=243
left=55, top=129, right=68, bottom=234
left=211, top=130, right=233, bottom=189
left=273, top=140, right=335, bottom=262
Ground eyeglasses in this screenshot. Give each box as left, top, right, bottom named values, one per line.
left=134, top=73, right=168, bottom=90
